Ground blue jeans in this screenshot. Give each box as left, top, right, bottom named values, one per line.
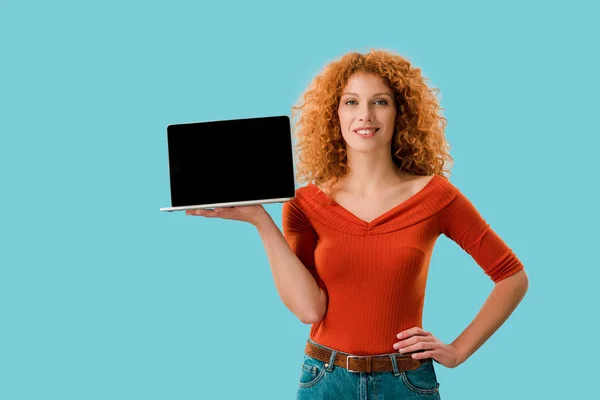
left=297, top=339, right=441, bottom=400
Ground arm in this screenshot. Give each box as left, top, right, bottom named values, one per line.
left=438, top=189, right=528, bottom=364
left=450, top=268, right=528, bottom=364
left=253, top=207, right=327, bottom=324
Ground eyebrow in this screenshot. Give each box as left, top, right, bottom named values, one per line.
left=341, top=92, right=394, bottom=98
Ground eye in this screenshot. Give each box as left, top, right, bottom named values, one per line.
left=343, top=99, right=389, bottom=106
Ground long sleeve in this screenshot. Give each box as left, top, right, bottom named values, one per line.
left=281, top=200, right=327, bottom=291
left=437, top=189, right=524, bottom=283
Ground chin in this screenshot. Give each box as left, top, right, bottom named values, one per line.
left=343, top=135, right=392, bottom=152
left=346, top=143, right=387, bottom=154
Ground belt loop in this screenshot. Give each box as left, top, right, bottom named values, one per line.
left=326, top=350, right=337, bottom=372
left=390, top=354, right=401, bottom=376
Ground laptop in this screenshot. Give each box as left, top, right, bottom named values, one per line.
left=159, top=115, right=297, bottom=212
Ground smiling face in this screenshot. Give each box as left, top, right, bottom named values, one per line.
left=337, top=72, right=397, bottom=154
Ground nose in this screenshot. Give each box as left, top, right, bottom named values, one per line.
left=357, top=103, right=375, bottom=122
left=359, top=115, right=374, bottom=122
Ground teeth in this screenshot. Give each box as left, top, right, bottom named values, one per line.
left=356, top=129, right=377, bottom=135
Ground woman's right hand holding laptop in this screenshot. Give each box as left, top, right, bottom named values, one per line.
left=186, top=205, right=271, bottom=227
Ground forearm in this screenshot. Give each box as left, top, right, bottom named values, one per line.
left=451, top=269, right=529, bottom=364
left=253, top=214, right=326, bottom=324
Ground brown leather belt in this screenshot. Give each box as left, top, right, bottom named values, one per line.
left=304, top=341, right=423, bottom=373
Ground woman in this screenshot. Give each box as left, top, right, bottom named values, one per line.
left=187, top=49, right=529, bottom=399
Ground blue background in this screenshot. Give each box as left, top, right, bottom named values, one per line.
left=2, top=1, right=598, bottom=399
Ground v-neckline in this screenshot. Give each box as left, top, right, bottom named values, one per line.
left=309, top=174, right=438, bottom=226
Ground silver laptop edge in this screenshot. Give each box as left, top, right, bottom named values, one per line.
left=159, top=196, right=295, bottom=212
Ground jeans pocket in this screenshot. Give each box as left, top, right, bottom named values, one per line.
left=298, top=355, right=327, bottom=388
left=400, top=359, right=440, bottom=395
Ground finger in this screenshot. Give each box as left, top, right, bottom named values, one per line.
left=396, top=327, right=428, bottom=339
left=393, top=335, right=433, bottom=349
left=398, top=340, right=435, bottom=354
left=213, top=207, right=235, bottom=217
left=186, top=210, right=203, bottom=216
left=201, top=209, right=223, bottom=218
left=186, top=209, right=218, bottom=217
left=393, top=337, right=416, bottom=349
left=411, top=350, right=436, bottom=360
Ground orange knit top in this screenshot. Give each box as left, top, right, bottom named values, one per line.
left=281, top=174, right=524, bottom=356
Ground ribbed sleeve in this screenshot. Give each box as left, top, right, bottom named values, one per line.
left=437, top=190, right=524, bottom=283
left=281, top=200, right=327, bottom=291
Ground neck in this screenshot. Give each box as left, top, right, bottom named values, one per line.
left=339, top=148, right=404, bottom=195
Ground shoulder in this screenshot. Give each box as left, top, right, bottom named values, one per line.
left=282, top=183, right=324, bottom=229
left=429, top=174, right=484, bottom=218
left=427, top=173, right=459, bottom=193
left=412, top=173, right=461, bottom=211
left=283, top=182, right=320, bottom=212
left=292, top=182, right=320, bottom=202
left=400, top=170, right=458, bottom=197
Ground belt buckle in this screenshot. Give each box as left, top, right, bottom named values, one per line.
left=346, top=356, right=361, bottom=373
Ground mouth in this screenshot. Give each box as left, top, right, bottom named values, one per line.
left=353, top=128, right=380, bottom=137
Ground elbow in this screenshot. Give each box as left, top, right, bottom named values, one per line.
left=300, top=316, right=318, bottom=325
left=300, top=311, right=325, bottom=325
left=513, top=269, right=529, bottom=292
left=299, top=291, right=328, bottom=324
left=496, top=268, right=529, bottom=295
left=300, top=308, right=325, bottom=325
left=521, top=275, right=529, bottom=298
left=522, top=272, right=529, bottom=293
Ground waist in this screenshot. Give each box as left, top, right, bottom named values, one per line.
left=305, top=338, right=430, bottom=374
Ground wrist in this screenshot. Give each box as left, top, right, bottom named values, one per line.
left=251, top=211, right=273, bottom=229
left=449, top=342, right=468, bottom=365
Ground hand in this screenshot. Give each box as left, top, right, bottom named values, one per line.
left=393, top=327, right=463, bottom=368
left=186, top=205, right=270, bottom=226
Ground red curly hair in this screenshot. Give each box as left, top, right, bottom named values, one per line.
left=291, top=49, right=453, bottom=190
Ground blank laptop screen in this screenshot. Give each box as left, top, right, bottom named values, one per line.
left=166, top=115, right=296, bottom=207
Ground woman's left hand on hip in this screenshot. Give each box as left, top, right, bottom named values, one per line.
left=393, top=327, right=463, bottom=368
